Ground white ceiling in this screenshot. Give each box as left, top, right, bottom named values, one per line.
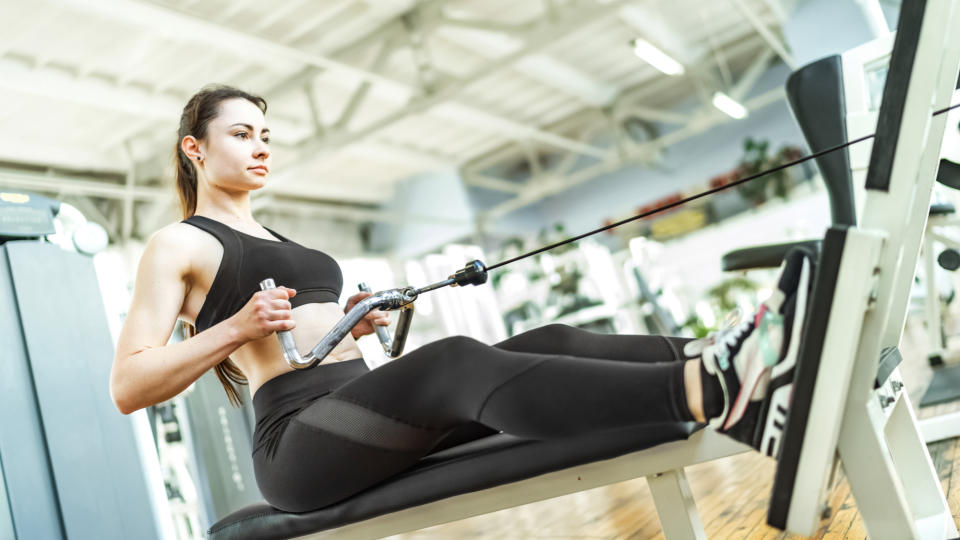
left=0, top=0, right=793, bottom=243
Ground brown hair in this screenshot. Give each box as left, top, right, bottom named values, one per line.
left=175, top=84, right=268, bottom=407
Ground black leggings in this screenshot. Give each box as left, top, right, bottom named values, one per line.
left=251, top=324, right=696, bottom=512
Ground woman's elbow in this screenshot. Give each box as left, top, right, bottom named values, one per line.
left=110, top=383, right=135, bottom=415
left=109, top=366, right=137, bottom=415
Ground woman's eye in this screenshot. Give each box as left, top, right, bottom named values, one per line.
left=234, top=132, right=248, bottom=139
left=262, top=137, right=271, bottom=144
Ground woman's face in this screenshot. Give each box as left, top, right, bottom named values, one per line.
left=193, top=98, right=272, bottom=192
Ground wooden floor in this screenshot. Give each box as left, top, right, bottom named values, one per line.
left=390, top=314, right=960, bottom=539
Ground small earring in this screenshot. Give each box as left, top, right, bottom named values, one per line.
left=197, top=156, right=202, bottom=161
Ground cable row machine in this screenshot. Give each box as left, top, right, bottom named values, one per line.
left=1, top=0, right=957, bottom=537
left=206, top=0, right=960, bottom=538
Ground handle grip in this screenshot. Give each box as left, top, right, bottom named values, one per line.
left=260, top=278, right=418, bottom=368
left=259, top=279, right=310, bottom=368
left=359, top=282, right=392, bottom=347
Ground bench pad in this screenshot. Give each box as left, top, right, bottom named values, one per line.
left=208, top=421, right=699, bottom=540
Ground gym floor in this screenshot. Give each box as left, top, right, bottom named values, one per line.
left=391, top=310, right=960, bottom=539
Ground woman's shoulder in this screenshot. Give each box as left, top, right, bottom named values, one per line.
left=142, top=221, right=222, bottom=273
left=149, top=221, right=219, bottom=251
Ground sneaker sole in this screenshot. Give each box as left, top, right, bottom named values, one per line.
left=756, top=255, right=813, bottom=452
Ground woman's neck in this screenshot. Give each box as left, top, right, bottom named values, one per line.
left=195, top=201, right=254, bottom=226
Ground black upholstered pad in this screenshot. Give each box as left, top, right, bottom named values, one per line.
left=929, top=202, right=955, bottom=215
left=721, top=239, right=822, bottom=272
left=208, top=422, right=699, bottom=540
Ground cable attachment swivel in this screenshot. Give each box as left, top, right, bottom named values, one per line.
left=258, top=278, right=418, bottom=370
left=414, top=259, right=488, bottom=294
left=452, top=260, right=488, bottom=286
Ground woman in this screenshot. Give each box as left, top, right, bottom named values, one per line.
left=109, top=85, right=812, bottom=513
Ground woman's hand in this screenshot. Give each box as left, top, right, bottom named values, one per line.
left=345, top=291, right=390, bottom=339
left=229, top=287, right=298, bottom=342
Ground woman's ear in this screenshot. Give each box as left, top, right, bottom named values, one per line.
left=181, top=135, right=203, bottom=162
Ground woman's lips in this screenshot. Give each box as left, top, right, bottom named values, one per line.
left=248, top=166, right=269, bottom=175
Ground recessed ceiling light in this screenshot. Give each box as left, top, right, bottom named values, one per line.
left=631, top=38, right=685, bottom=76
left=712, top=91, right=748, bottom=119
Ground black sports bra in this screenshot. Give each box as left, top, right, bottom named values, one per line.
left=181, top=215, right=343, bottom=333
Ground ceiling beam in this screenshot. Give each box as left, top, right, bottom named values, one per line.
left=618, top=3, right=700, bottom=67
left=284, top=4, right=351, bottom=46
left=514, top=54, right=618, bottom=107
left=140, top=197, right=177, bottom=235
left=334, top=37, right=395, bottom=131
left=0, top=166, right=458, bottom=226
left=480, top=87, right=786, bottom=222
left=429, top=102, right=608, bottom=157
left=56, top=0, right=406, bottom=90
left=250, top=195, right=468, bottom=226
left=436, top=13, right=537, bottom=35
left=463, top=172, right=525, bottom=193
left=730, top=47, right=777, bottom=101
left=460, top=36, right=768, bottom=178
left=729, top=0, right=797, bottom=69
left=109, top=64, right=328, bottom=155
left=104, top=0, right=601, bottom=181
left=760, top=0, right=790, bottom=23
left=63, top=194, right=121, bottom=239
left=619, top=105, right=691, bottom=125
left=699, top=10, right=734, bottom=87
left=112, top=33, right=158, bottom=84
left=0, top=8, right=57, bottom=58
left=122, top=142, right=136, bottom=242
left=0, top=56, right=180, bottom=119
left=345, top=140, right=455, bottom=170
left=265, top=0, right=630, bottom=193
left=0, top=168, right=167, bottom=200
left=0, top=132, right=120, bottom=173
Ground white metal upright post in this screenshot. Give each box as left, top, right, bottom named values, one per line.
left=771, top=0, right=960, bottom=537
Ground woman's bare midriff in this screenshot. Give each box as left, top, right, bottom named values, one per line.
left=235, top=302, right=364, bottom=398
left=176, top=222, right=364, bottom=399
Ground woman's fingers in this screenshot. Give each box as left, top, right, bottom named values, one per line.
left=270, top=298, right=293, bottom=311
left=261, top=290, right=294, bottom=327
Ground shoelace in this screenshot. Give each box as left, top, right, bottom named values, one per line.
left=707, top=305, right=783, bottom=373
left=708, top=317, right=754, bottom=372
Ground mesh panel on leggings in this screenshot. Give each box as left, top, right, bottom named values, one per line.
left=293, top=397, right=446, bottom=451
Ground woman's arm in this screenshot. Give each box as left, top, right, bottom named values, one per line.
left=109, top=226, right=244, bottom=414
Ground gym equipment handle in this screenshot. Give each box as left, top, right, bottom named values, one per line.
left=259, top=278, right=418, bottom=369
left=358, top=282, right=417, bottom=358
left=358, top=282, right=393, bottom=346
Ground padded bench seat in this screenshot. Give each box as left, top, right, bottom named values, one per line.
left=209, top=422, right=705, bottom=540
left=928, top=202, right=955, bottom=216
left=721, top=239, right=822, bottom=272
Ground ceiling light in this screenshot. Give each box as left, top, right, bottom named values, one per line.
left=631, top=38, right=685, bottom=76
left=712, top=92, right=748, bottom=119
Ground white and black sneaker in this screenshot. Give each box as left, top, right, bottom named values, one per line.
left=684, top=248, right=815, bottom=457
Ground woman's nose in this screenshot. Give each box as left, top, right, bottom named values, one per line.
left=253, top=139, right=270, bottom=159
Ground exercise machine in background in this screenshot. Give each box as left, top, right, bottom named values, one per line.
left=0, top=191, right=168, bottom=539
